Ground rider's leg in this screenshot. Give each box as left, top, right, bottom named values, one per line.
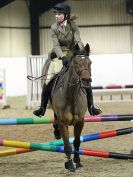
left=85, top=85, right=102, bottom=115
left=33, top=76, right=56, bottom=117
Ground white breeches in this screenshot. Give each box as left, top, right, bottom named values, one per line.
left=46, top=58, right=63, bottom=84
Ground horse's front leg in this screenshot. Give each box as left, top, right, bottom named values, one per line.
left=73, top=120, right=84, bottom=169
left=58, top=120, right=75, bottom=172
left=53, top=113, right=61, bottom=139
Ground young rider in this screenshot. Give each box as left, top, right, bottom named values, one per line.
left=33, top=3, right=102, bottom=118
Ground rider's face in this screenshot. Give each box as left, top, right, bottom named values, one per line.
left=54, top=12, right=65, bottom=23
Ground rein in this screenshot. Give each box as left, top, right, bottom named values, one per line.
left=27, top=73, right=55, bottom=81
left=68, top=58, right=80, bottom=86
left=68, top=78, right=80, bottom=86
left=27, top=66, right=68, bottom=82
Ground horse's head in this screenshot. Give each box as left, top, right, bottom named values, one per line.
left=72, top=43, right=92, bottom=87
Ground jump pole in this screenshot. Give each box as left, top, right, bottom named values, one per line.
left=0, top=127, right=132, bottom=158
left=84, top=115, right=133, bottom=122
left=0, top=146, right=132, bottom=159
left=0, top=148, right=32, bottom=157
left=92, top=84, right=133, bottom=89
left=0, top=114, right=133, bottom=125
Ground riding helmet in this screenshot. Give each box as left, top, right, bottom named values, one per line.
left=53, top=3, right=71, bottom=15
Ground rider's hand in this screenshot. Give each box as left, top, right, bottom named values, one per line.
left=51, top=52, right=57, bottom=60
left=61, top=56, right=68, bottom=67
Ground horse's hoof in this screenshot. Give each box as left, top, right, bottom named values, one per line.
left=65, top=159, right=75, bottom=172
left=73, top=156, right=80, bottom=164
left=76, top=163, right=83, bottom=169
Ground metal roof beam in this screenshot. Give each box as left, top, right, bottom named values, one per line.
left=0, top=0, right=15, bottom=8
left=37, top=0, right=66, bottom=15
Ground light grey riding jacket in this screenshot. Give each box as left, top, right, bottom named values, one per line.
left=51, top=20, right=84, bottom=58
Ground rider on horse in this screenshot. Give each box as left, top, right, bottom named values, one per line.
left=33, top=3, right=102, bottom=120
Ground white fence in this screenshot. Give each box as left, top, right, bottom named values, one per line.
left=93, top=84, right=133, bottom=102
left=26, top=54, right=133, bottom=108
left=93, top=88, right=133, bottom=103
left=26, top=55, right=48, bottom=109
left=0, top=68, right=7, bottom=108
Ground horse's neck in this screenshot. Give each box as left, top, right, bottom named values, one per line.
left=63, top=64, right=80, bottom=100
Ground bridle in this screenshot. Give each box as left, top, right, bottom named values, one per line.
left=68, top=55, right=91, bottom=88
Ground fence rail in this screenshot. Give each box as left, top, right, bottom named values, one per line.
left=93, top=88, right=133, bottom=102
left=0, top=68, right=7, bottom=108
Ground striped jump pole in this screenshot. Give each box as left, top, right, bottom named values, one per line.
left=0, top=127, right=132, bottom=157
left=0, top=148, right=32, bottom=157
left=84, top=114, right=133, bottom=122
left=0, top=114, right=133, bottom=125
left=79, top=148, right=133, bottom=159
left=0, top=127, right=132, bottom=147
left=0, top=117, right=54, bottom=125
left=0, top=146, right=132, bottom=160
left=92, top=84, right=133, bottom=89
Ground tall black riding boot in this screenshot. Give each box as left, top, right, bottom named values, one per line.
left=85, top=86, right=102, bottom=115
left=33, top=79, right=54, bottom=117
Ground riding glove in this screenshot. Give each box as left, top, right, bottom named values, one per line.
left=61, top=56, right=68, bottom=67
left=51, top=52, right=57, bottom=60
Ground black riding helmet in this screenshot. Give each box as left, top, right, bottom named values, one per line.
left=53, top=3, right=71, bottom=15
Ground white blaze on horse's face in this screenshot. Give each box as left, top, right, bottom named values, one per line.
left=73, top=55, right=92, bottom=81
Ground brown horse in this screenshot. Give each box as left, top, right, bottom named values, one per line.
left=51, top=43, right=92, bottom=172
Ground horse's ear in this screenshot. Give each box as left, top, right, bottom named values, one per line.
left=84, top=43, right=90, bottom=56
left=73, top=43, right=80, bottom=56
